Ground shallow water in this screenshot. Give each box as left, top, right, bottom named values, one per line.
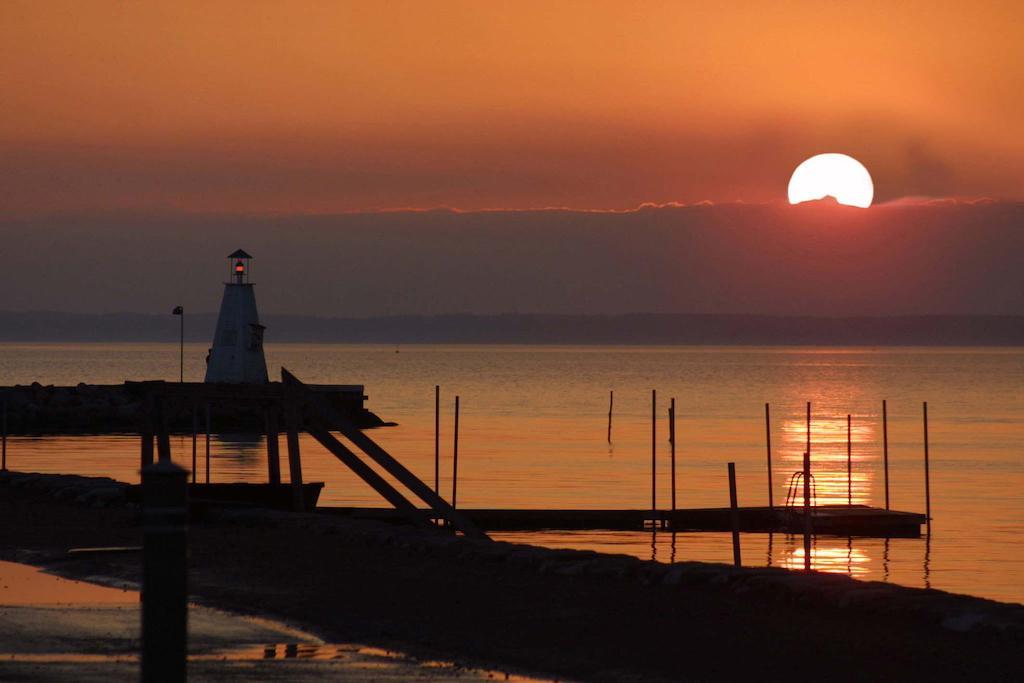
left=2, top=343, right=1022, bottom=604
left=0, top=560, right=546, bottom=680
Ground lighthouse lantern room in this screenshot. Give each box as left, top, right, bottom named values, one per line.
left=204, top=249, right=269, bottom=384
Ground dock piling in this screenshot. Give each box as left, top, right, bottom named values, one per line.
left=728, top=462, right=741, bottom=567
left=284, top=392, right=304, bottom=511
left=803, top=450, right=812, bottom=571
left=154, top=397, right=172, bottom=464
left=669, top=398, right=676, bottom=512
left=140, top=394, right=154, bottom=468
left=452, top=395, right=460, bottom=510
left=923, top=401, right=931, bottom=532
left=607, top=390, right=613, bottom=443
left=883, top=399, right=890, bottom=510
left=651, top=389, right=656, bottom=517
left=847, top=413, right=852, bottom=506
left=191, top=405, right=198, bottom=484
left=806, top=401, right=811, bottom=457
left=764, top=402, right=773, bottom=510
left=204, top=402, right=211, bottom=484
left=1, top=400, right=7, bottom=472
left=434, top=385, right=440, bottom=495
left=266, top=407, right=281, bottom=485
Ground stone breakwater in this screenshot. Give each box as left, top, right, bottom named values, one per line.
left=0, top=382, right=388, bottom=434
left=4, top=470, right=1022, bottom=639
left=1, top=471, right=130, bottom=507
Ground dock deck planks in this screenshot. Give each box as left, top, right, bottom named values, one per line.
left=319, top=504, right=927, bottom=537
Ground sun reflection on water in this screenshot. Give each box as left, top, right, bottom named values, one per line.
left=779, top=412, right=875, bottom=506
left=779, top=541, right=871, bottom=576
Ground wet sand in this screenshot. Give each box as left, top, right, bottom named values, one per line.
left=0, top=560, right=545, bottom=682
left=2, top=474, right=1022, bottom=682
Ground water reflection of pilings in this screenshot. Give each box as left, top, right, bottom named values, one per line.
left=212, top=432, right=265, bottom=461
left=779, top=535, right=871, bottom=576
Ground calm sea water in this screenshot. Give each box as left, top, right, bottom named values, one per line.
left=2, top=343, right=1022, bottom=604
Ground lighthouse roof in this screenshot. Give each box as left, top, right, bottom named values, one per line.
left=228, top=249, right=253, bottom=259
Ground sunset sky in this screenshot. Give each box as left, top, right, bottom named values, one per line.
left=3, top=1, right=1024, bottom=213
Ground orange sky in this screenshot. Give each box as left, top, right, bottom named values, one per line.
left=3, top=1, right=1023, bottom=213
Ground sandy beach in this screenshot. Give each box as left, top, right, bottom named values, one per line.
left=2, top=472, right=1022, bottom=682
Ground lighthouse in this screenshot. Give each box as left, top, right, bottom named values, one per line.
left=204, top=249, right=269, bottom=383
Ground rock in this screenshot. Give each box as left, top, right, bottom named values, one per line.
left=662, top=566, right=687, bottom=585
left=942, top=612, right=988, bottom=633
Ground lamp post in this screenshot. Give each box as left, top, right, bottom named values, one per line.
left=172, top=306, right=184, bottom=382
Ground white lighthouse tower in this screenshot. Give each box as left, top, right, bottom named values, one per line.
left=204, top=249, right=269, bottom=383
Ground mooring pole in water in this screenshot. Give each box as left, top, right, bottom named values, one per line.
left=154, top=397, right=172, bottom=464
left=651, top=389, right=657, bottom=519
left=140, top=394, right=154, bottom=468
left=803, top=450, right=812, bottom=571
left=1, top=400, right=7, bottom=472
left=607, top=390, right=613, bottom=443
left=284, top=391, right=304, bottom=512
left=728, top=462, right=741, bottom=567
left=191, top=405, right=198, bottom=484
left=265, top=407, right=281, bottom=485
left=452, top=395, right=460, bottom=510
left=923, top=401, right=931, bottom=533
left=669, top=398, right=676, bottom=512
left=434, top=385, right=440, bottom=495
left=883, top=399, right=890, bottom=510
left=764, top=402, right=773, bottom=510
left=204, top=402, right=211, bottom=484
left=806, top=401, right=811, bottom=458
left=847, top=413, right=853, bottom=506
left=141, top=460, right=188, bottom=683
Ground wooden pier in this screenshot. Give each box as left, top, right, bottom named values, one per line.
left=319, top=504, right=927, bottom=538
left=2, top=371, right=932, bottom=544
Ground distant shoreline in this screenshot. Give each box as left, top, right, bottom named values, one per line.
left=0, top=311, right=1022, bottom=346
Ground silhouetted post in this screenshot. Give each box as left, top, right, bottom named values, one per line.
left=651, top=389, right=656, bottom=516
left=154, top=397, right=172, bottom=464
left=806, top=401, right=811, bottom=457
left=923, top=401, right=931, bottom=532
left=728, top=462, right=741, bottom=567
left=265, top=407, right=281, bottom=485
left=1, top=400, right=7, bottom=472
left=607, top=390, right=613, bottom=443
left=191, top=405, right=198, bottom=484
left=883, top=399, right=890, bottom=510
left=434, top=385, right=440, bottom=495
left=172, top=305, right=184, bottom=383
left=452, top=395, right=460, bottom=510
left=204, top=402, right=211, bottom=484
left=847, top=413, right=852, bottom=506
left=669, top=398, right=676, bottom=511
left=141, top=395, right=154, bottom=468
left=764, top=402, right=773, bottom=510
left=803, top=451, right=812, bottom=571
left=285, top=392, right=304, bottom=511
left=141, top=461, right=188, bottom=683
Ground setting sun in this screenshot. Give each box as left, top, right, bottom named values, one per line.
left=788, top=153, right=874, bottom=208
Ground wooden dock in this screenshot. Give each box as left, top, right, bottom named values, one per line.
left=319, top=504, right=927, bottom=538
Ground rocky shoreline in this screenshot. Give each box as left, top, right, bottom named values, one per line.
left=3, top=470, right=1022, bottom=682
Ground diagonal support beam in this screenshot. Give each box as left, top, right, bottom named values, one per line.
left=282, top=367, right=489, bottom=540
left=304, top=420, right=430, bottom=529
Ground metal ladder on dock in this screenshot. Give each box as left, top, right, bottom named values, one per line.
left=781, top=470, right=818, bottom=529
left=783, top=470, right=818, bottom=509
